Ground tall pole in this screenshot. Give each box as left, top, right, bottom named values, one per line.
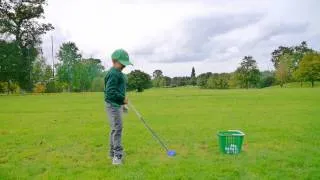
left=51, top=35, right=55, bottom=78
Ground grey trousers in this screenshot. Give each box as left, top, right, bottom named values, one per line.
left=106, top=103, right=123, bottom=158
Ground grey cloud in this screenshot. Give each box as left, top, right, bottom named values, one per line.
left=134, top=12, right=264, bottom=63
left=183, top=13, right=264, bottom=51
left=257, top=22, right=309, bottom=42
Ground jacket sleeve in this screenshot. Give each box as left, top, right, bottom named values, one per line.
left=106, top=73, right=125, bottom=104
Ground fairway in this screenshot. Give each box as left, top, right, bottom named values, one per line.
left=1, top=88, right=320, bottom=179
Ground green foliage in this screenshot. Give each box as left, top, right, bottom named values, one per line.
left=56, top=42, right=103, bottom=92
left=45, top=80, right=63, bottom=93
left=235, top=56, right=260, bottom=88
left=197, top=72, right=212, bottom=88
left=91, top=76, right=104, bottom=92
left=152, top=76, right=171, bottom=88
left=275, top=54, right=291, bottom=87
left=271, top=42, right=314, bottom=87
left=271, top=41, right=312, bottom=68
left=127, top=70, right=151, bottom=92
left=171, top=76, right=190, bottom=87
left=0, top=82, right=8, bottom=93
left=0, top=81, right=20, bottom=94
left=190, top=67, right=196, bottom=86
left=205, top=73, right=230, bottom=89
left=259, top=71, right=276, bottom=88
left=33, top=82, right=46, bottom=93
left=31, top=57, right=53, bottom=84
left=0, top=40, right=20, bottom=84
left=56, top=42, right=82, bottom=91
left=0, top=0, right=53, bottom=90
left=295, top=53, right=320, bottom=87
left=152, top=69, right=163, bottom=79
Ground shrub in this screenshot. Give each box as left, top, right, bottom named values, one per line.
left=33, top=82, right=46, bottom=93
left=45, top=81, right=63, bottom=93
left=0, top=82, right=8, bottom=93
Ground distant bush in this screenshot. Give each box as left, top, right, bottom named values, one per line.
left=33, top=82, right=46, bottom=93
left=0, top=81, right=20, bottom=94
left=0, top=82, right=8, bottom=93
left=259, top=76, right=276, bottom=88
left=45, top=81, right=63, bottom=93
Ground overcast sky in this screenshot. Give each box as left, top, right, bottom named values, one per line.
left=42, top=0, right=320, bottom=77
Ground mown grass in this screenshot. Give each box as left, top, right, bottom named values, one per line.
left=1, top=88, right=320, bottom=179
left=269, top=81, right=320, bottom=88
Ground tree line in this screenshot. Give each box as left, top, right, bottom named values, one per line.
left=0, top=1, right=319, bottom=94
left=150, top=42, right=320, bottom=90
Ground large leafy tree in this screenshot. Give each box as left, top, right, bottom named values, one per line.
left=152, top=69, right=163, bottom=79
left=73, top=58, right=104, bottom=92
left=271, top=41, right=313, bottom=83
left=56, top=42, right=82, bottom=91
left=294, top=53, right=320, bottom=87
left=235, top=56, right=260, bottom=89
left=275, top=54, right=291, bottom=87
left=127, top=70, right=151, bottom=92
left=0, top=40, right=20, bottom=90
left=0, top=0, right=54, bottom=90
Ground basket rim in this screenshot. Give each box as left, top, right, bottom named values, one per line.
left=217, top=130, right=245, bottom=136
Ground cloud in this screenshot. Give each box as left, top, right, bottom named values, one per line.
left=133, top=12, right=264, bottom=63
left=41, top=0, right=320, bottom=77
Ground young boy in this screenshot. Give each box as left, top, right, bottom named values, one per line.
left=104, top=49, right=132, bottom=165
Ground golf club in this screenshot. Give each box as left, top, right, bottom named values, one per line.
left=128, top=102, right=176, bottom=157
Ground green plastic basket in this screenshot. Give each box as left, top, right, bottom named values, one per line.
left=217, top=130, right=245, bottom=154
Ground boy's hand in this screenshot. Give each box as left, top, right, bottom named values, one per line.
left=123, top=105, right=129, bottom=113
left=124, top=97, right=128, bottom=104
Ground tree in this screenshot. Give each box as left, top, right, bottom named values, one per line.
left=259, top=71, right=276, bottom=88
left=152, top=69, right=164, bottom=87
left=275, top=54, right=291, bottom=87
left=295, top=53, right=320, bottom=87
left=31, top=56, right=52, bottom=84
left=271, top=41, right=313, bottom=84
left=0, top=0, right=54, bottom=90
left=206, top=73, right=230, bottom=89
left=56, top=42, right=82, bottom=92
left=235, top=56, right=260, bottom=88
left=152, top=69, right=163, bottom=79
left=159, top=76, right=171, bottom=87
left=271, top=46, right=293, bottom=68
left=190, top=67, right=196, bottom=85
left=197, top=72, right=212, bottom=88
left=0, top=40, right=20, bottom=92
left=127, top=70, right=151, bottom=92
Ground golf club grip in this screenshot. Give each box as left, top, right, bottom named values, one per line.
left=128, top=102, right=169, bottom=152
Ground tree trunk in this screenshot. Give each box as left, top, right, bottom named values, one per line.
left=300, top=81, right=302, bottom=87
left=311, top=81, right=314, bottom=88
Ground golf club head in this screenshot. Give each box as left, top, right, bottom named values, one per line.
left=167, top=150, right=176, bottom=157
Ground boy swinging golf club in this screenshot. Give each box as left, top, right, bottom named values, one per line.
left=105, top=49, right=176, bottom=165
left=104, top=49, right=132, bottom=165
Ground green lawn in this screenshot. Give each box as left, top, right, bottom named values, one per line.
left=1, top=88, right=320, bottom=179
left=269, top=81, right=320, bottom=88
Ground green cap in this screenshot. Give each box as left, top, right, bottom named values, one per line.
left=111, top=49, right=133, bottom=66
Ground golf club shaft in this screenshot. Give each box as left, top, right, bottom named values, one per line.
left=128, top=102, right=169, bottom=152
